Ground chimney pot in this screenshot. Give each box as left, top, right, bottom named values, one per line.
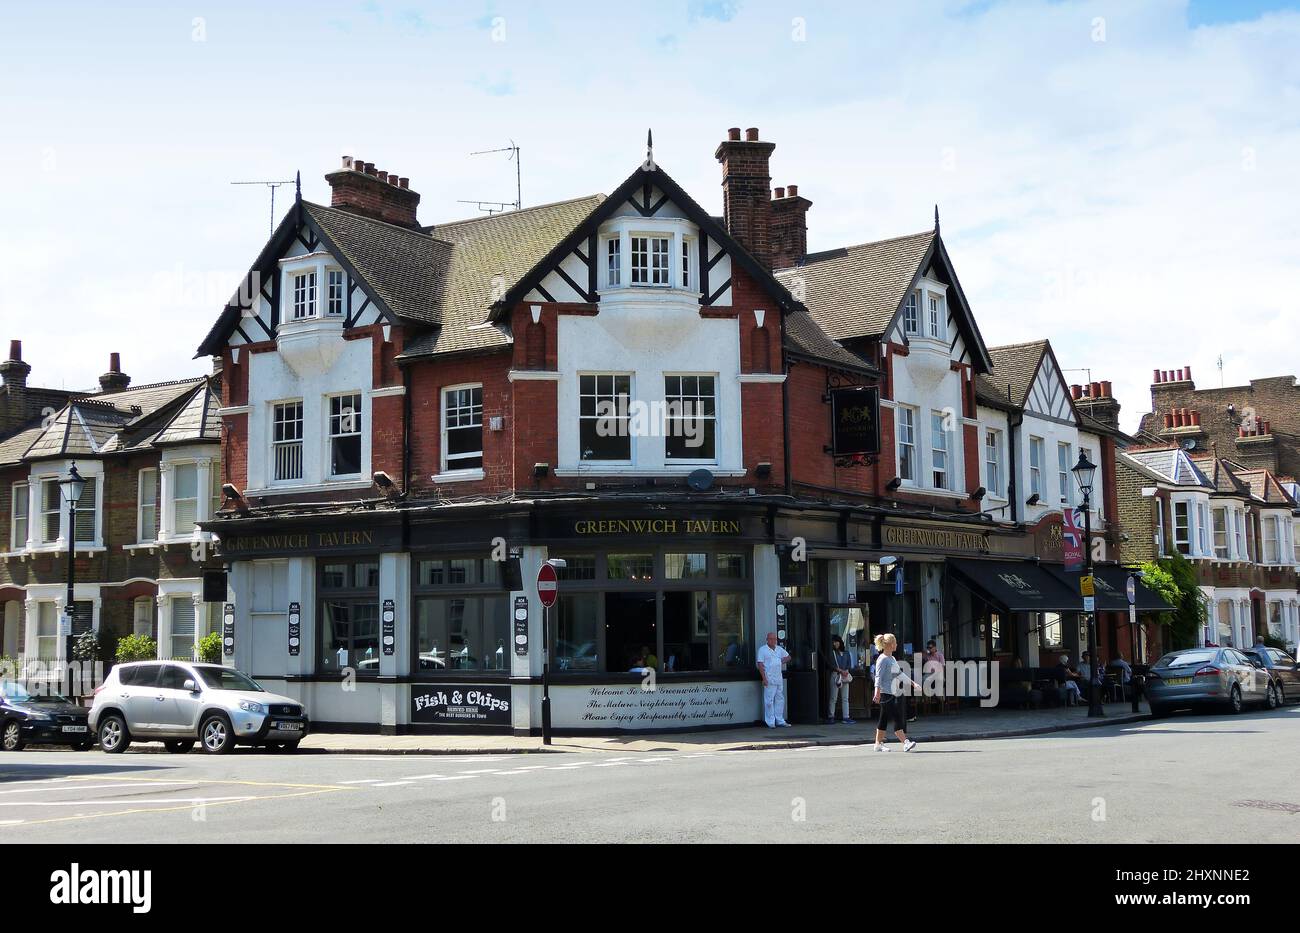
left=98, top=352, right=130, bottom=392
left=378, top=171, right=388, bottom=183
left=1164, top=413, right=1173, bottom=429
left=1071, top=384, right=1082, bottom=399
left=745, top=127, right=759, bottom=142
left=773, top=187, right=785, bottom=199
left=1089, top=381, right=1102, bottom=398
left=326, top=155, right=421, bottom=228
left=1191, top=410, right=1201, bottom=426
left=399, top=177, right=409, bottom=189
left=1100, top=380, right=1112, bottom=397
left=342, top=155, right=353, bottom=169
left=109, top=352, right=120, bottom=373
left=727, top=127, right=741, bottom=141
left=7, top=340, right=20, bottom=362
left=787, top=183, right=798, bottom=197
left=1184, top=365, right=1192, bottom=382
left=1153, top=369, right=1161, bottom=384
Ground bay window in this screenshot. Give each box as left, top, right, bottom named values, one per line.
left=1264, top=515, right=1280, bottom=564
left=172, top=464, right=199, bottom=532
left=441, top=385, right=483, bottom=473
left=72, top=476, right=96, bottom=543
left=902, top=292, right=919, bottom=335
left=630, top=235, right=670, bottom=286
left=41, top=479, right=60, bottom=543
left=326, top=269, right=345, bottom=316
left=681, top=238, right=692, bottom=291
left=1212, top=507, right=1228, bottom=558
left=137, top=469, right=157, bottom=543
left=927, top=294, right=945, bottom=339
left=605, top=237, right=621, bottom=287
left=169, top=597, right=197, bottom=660
left=291, top=270, right=317, bottom=319
left=1197, top=502, right=1209, bottom=555
left=1174, top=501, right=1191, bottom=555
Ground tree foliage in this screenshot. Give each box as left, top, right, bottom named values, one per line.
left=1139, top=552, right=1207, bottom=649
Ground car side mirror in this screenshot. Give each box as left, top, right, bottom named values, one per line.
left=182, top=679, right=199, bottom=693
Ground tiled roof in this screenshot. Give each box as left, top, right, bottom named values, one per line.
left=0, top=424, right=44, bottom=467
left=1120, top=448, right=1213, bottom=488
left=153, top=383, right=221, bottom=446
left=975, top=341, right=1048, bottom=410
left=304, top=203, right=448, bottom=326
left=1191, top=456, right=1251, bottom=495
left=783, top=310, right=874, bottom=373
left=772, top=230, right=934, bottom=341
left=414, top=195, right=606, bottom=357
left=1231, top=467, right=1298, bottom=506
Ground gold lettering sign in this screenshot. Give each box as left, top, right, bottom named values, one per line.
left=883, top=525, right=988, bottom=553
left=223, top=529, right=375, bottom=553
left=573, top=518, right=742, bottom=536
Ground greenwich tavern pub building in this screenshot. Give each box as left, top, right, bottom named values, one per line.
left=200, top=129, right=1164, bottom=735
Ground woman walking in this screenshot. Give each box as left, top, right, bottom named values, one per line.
left=873, top=633, right=920, bottom=752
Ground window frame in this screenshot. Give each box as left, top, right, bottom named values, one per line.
left=412, top=557, right=509, bottom=675
left=902, top=292, right=919, bottom=335
left=291, top=270, right=318, bottom=320
left=605, top=236, right=621, bottom=288
left=930, top=410, right=949, bottom=490
left=325, top=268, right=345, bottom=317
left=171, top=462, right=200, bottom=534
left=1212, top=506, right=1229, bottom=559
left=1173, top=500, right=1191, bottom=555
left=984, top=430, right=1002, bottom=497
left=578, top=373, right=633, bottom=464
left=1029, top=436, right=1044, bottom=497
left=927, top=292, right=946, bottom=339
left=663, top=373, right=717, bottom=464
left=440, top=384, right=484, bottom=475
left=327, top=392, right=364, bottom=479
left=137, top=468, right=158, bottom=544
left=897, top=405, right=917, bottom=484
left=10, top=482, right=27, bottom=551
left=629, top=234, right=671, bottom=287
left=1057, top=441, right=1073, bottom=506
left=271, top=399, right=305, bottom=483
left=40, top=478, right=61, bottom=544
left=317, top=559, right=381, bottom=676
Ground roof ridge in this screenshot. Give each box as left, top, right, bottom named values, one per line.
left=796, top=229, right=935, bottom=266
left=92, top=376, right=207, bottom=396
left=428, top=193, right=606, bottom=231
left=303, top=201, right=436, bottom=240
left=988, top=339, right=1049, bottom=352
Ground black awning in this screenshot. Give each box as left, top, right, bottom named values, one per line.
left=1046, top=564, right=1173, bottom=613
left=947, top=559, right=1084, bottom=613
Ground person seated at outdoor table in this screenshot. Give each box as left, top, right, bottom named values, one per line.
left=1053, top=654, right=1082, bottom=705
left=1110, top=651, right=1133, bottom=684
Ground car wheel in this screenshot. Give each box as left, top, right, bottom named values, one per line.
left=1275, top=683, right=1285, bottom=706
left=1228, top=685, right=1243, bottom=714
left=98, top=714, right=130, bottom=754
left=1148, top=703, right=1170, bottom=718
left=1266, top=683, right=1279, bottom=710
left=199, top=714, right=236, bottom=754
left=2, top=720, right=25, bottom=751
left=164, top=739, right=194, bottom=754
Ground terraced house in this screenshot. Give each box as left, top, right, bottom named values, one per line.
left=199, top=128, right=1165, bottom=735
left=0, top=342, right=223, bottom=674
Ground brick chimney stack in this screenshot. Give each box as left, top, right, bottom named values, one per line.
left=770, top=182, right=812, bottom=270
left=0, top=339, right=32, bottom=433
left=1072, top=379, right=1121, bottom=431
left=715, top=127, right=776, bottom=268
left=324, top=155, right=421, bottom=229
left=98, top=351, right=131, bottom=393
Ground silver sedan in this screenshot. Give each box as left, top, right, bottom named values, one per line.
left=1145, top=647, right=1278, bottom=717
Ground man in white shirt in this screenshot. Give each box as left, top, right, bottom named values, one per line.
left=756, top=631, right=791, bottom=728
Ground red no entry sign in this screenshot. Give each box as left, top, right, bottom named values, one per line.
left=536, top=562, right=558, bottom=609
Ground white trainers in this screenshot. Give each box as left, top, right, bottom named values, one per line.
left=874, top=743, right=890, bottom=752
left=903, top=739, right=917, bottom=752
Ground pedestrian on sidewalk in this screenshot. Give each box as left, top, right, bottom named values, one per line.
left=757, top=631, right=792, bottom=728
left=824, top=634, right=854, bottom=724
left=873, top=633, right=920, bottom=752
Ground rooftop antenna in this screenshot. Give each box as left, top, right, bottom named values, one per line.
left=460, top=140, right=521, bottom=215
left=231, top=178, right=296, bottom=236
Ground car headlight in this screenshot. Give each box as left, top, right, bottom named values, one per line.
left=25, top=710, right=51, bottom=722
left=238, top=700, right=267, bottom=715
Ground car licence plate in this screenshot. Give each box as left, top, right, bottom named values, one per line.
left=61, top=725, right=88, bottom=733
left=1163, top=677, right=1192, bottom=686
left=273, top=721, right=303, bottom=731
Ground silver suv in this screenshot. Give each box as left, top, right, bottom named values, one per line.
left=89, top=661, right=310, bottom=754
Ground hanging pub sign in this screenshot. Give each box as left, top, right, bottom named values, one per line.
left=513, top=596, right=529, bottom=657
left=203, top=569, right=228, bottom=603
left=777, top=544, right=809, bottom=587
left=412, top=684, right=511, bottom=726
left=222, top=603, right=235, bottom=656
left=828, top=385, right=881, bottom=457
left=382, top=599, right=395, bottom=656
left=287, top=601, right=301, bottom=657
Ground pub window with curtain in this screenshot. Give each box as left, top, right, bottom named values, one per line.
left=319, top=560, right=380, bottom=674
left=412, top=558, right=508, bottom=673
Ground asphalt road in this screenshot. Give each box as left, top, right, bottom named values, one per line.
left=2, top=706, right=1298, bottom=843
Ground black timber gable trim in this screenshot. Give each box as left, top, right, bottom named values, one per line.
left=492, top=163, right=806, bottom=322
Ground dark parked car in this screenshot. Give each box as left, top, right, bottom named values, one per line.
left=0, top=681, right=93, bottom=751
left=1145, top=647, right=1277, bottom=716
left=1244, top=646, right=1300, bottom=705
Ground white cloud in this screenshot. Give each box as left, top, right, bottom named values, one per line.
left=0, top=0, right=1296, bottom=431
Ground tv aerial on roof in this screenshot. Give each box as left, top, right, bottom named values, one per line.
left=231, top=178, right=296, bottom=235
left=458, top=140, right=522, bottom=215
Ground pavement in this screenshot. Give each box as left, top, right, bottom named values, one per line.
left=1, top=703, right=1296, bottom=842
left=295, top=699, right=1151, bottom=755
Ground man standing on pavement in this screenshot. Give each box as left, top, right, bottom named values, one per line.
left=757, top=631, right=792, bottom=728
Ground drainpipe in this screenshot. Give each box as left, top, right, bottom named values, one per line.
left=1008, top=387, right=1022, bottom=524
left=781, top=336, right=793, bottom=498
left=402, top=363, right=412, bottom=497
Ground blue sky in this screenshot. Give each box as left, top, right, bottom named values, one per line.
left=1, top=0, right=1298, bottom=430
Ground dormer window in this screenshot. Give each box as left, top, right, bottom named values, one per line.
left=326, top=269, right=345, bottom=316
left=631, top=236, right=670, bottom=286
left=682, top=239, right=693, bottom=291
left=903, top=292, right=919, bottom=335
left=292, top=271, right=318, bottom=320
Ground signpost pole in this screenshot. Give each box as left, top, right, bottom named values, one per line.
left=541, top=603, right=551, bottom=746
left=1128, top=575, right=1140, bottom=713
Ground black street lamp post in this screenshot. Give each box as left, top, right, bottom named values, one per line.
left=59, top=463, right=86, bottom=698
left=1071, top=451, right=1104, bottom=718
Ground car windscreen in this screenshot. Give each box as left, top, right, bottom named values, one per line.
left=1, top=681, right=32, bottom=703
left=195, top=668, right=264, bottom=692
left=1155, top=650, right=1217, bottom=668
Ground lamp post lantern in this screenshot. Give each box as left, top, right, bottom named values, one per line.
left=59, top=464, right=86, bottom=697
left=1071, top=451, right=1104, bottom=718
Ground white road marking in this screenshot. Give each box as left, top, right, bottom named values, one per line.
left=0, top=796, right=255, bottom=808
left=372, top=782, right=413, bottom=787
left=404, top=774, right=447, bottom=781
left=432, top=775, right=477, bottom=782
left=459, top=769, right=501, bottom=774
left=338, top=779, right=384, bottom=785
left=0, top=781, right=194, bottom=796
left=593, top=762, right=628, bottom=768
